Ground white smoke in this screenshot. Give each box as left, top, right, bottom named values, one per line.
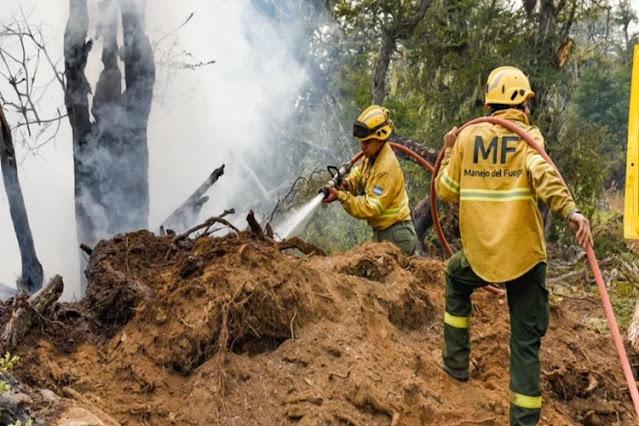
left=0, top=0, right=306, bottom=299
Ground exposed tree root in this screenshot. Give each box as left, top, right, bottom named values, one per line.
left=276, top=237, right=326, bottom=256
left=2, top=275, right=63, bottom=347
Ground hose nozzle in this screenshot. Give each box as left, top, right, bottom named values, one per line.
left=319, top=161, right=353, bottom=199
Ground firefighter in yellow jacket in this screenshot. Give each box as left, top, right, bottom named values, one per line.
left=323, top=105, right=417, bottom=255
left=435, top=66, right=592, bottom=426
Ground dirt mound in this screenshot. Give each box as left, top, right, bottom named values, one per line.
left=5, top=230, right=639, bottom=425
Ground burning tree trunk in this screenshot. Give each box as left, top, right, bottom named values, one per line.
left=64, top=0, right=155, bottom=293
left=0, top=105, right=43, bottom=292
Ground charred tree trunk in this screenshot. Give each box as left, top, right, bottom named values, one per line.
left=159, top=165, right=225, bottom=233
left=64, top=0, right=94, bottom=247
left=413, top=196, right=434, bottom=253
left=65, top=0, right=155, bottom=294
left=0, top=105, right=43, bottom=292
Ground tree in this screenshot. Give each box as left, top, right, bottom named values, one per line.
left=330, top=0, right=432, bottom=105
left=64, top=0, right=155, bottom=280
left=0, top=13, right=65, bottom=293
left=0, top=106, right=42, bottom=292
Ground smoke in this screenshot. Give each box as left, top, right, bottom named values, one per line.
left=147, top=0, right=306, bottom=229
left=0, top=0, right=318, bottom=299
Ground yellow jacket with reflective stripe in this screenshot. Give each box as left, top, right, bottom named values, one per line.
left=338, top=142, right=412, bottom=230
left=435, top=109, right=577, bottom=282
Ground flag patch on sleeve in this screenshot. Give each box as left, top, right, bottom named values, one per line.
left=373, top=185, right=383, bottom=196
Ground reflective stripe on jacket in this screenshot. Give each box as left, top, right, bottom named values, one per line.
left=338, top=142, right=412, bottom=230
left=435, top=109, right=577, bottom=282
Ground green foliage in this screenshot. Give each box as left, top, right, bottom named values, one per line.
left=0, top=352, right=33, bottom=426
left=0, top=352, right=20, bottom=394
left=574, top=59, right=631, bottom=144
left=572, top=58, right=631, bottom=184
left=584, top=281, right=637, bottom=332
left=547, top=113, right=635, bottom=259
left=611, top=279, right=638, bottom=331
left=9, top=419, right=33, bottom=426
left=270, top=0, right=639, bottom=258
left=591, top=210, right=629, bottom=258
left=301, top=204, right=372, bottom=253
left=338, top=53, right=374, bottom=111
left=552, top=114, right=608, bottom=209
left=400, top=158, right=430, bottom=205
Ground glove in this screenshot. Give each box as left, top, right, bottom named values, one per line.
left=322, top=185, right=340, bottom=203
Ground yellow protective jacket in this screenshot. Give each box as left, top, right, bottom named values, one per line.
left=435, top=109, right=578, bottom=282
left=338, top=142, right=412, bottom=230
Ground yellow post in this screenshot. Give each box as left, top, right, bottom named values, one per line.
left=625, top=45, right=639, bottom=239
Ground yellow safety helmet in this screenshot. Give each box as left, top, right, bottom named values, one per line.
left=352, top=105, right=394, bottom=142
left=485, top=66, right=535, bottom=109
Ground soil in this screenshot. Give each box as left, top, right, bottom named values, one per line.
left=2, top=229, right=638, bottom=425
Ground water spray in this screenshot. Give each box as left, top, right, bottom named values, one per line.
left=277, top=161, right=356, bottom=240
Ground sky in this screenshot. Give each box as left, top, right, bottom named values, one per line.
left=0, top=0, right=305, bottom=299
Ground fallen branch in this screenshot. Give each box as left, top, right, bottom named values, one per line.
left=2, top=275, right=63, bottom=347
left=276, top=237, right=326, bottom=256
left=164, top=210, right=237, bottom=261
left=177, top=209, right=237, bottom=238
left=553, top=293, right=598, bottom=304
left=392, top=134, right=439, bottom=165
left=548, top=269, right=584, bottom=284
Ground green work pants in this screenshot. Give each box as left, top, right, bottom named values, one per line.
left=373, top=220, right=417, bottom=255
left=442, top=250, right=549, bottom=426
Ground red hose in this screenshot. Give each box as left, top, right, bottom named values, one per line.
left=430, top=116, right=639, bottom=419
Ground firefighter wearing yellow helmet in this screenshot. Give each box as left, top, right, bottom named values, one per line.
left=323, top=105, right=417, bottom=255
left=435, top=66, right=592, bottom=425
left=484, top=65, right=536, bottom=108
